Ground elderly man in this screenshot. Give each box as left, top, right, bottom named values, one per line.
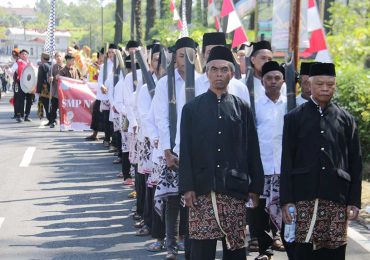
left=179, top=46, right=264, bottom=260
left=280, top=62, right=362, bottom=260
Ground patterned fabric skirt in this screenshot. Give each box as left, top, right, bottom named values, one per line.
left=129, top=134, right=139, bottom=164
left=189, top=193, right=247, bottom=251
left=120, top=131, right=132, bottom=153
left=295, top=199, right=347, bottom=250
left=154, top=157, right=178, bottom=217
left=147, top=161, right=162, bottom=188
left=261, top=174, right=282, bottom=230
left=137, top=137, right=153, bottom=174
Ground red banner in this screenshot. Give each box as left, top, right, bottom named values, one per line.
left=58, top=76, right=98, bottom=131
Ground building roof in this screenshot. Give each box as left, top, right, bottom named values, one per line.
left=4, top=8, right=36, bottom=19
left=6, top=27, right=71, bottom=38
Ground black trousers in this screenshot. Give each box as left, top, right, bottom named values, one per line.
left=102, top=110, right=111, bottom=142
left=135, top=171, right=146, bottom=217
left=90, top=100, right=104, bottom=132
left=49, top=97, right=58, bottom=123
left=190, top=238, right=246, bottom=260
left=295, top=243, right=346, bottom=260
left=143, top=175, right=153, bottom=229
left=151, top=185, right=166, bottom=240
left=254, top=198, right=274, bottom=255
left=116, top=131, right=122, bottom=155
left=39, top=96, right=50, bottom=121
left=121, top=152, right=131, bottom=180
left=15, top=88, right=33, bottom=117
left=247, top=207, right=257, bottom=240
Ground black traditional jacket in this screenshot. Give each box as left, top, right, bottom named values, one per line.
left=179, top=89, right=264, bottom=200
left=280, top=99, right=362, bottom=208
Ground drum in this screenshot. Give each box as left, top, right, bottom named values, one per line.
left=20, top=64, right=38, bottom=94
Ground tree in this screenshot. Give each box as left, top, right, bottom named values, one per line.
left=202, top=0, right=208, bottom=27
left=145, top=0, right=156, bottom=41
left=114, top=0, right=123, bottom=44
left=160, top=0, right=167, bottom=18
left=135, top=0, right=143, bottom=42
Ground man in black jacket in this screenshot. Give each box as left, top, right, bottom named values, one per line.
left=36, top=52, right=51, bottom=124
left=280, top=62, right=362, bottom=260
left=179, top=46, right=264, bottom=260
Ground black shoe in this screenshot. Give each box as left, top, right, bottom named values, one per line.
left=16, top=117, right=23, bottom=123
left=11, top=115, right=16, bottom=119
left=103, top=140, right=110, bottom=147
left=44, top=121, right=52, bottom=126
left=24, top=117, right=32, bottom=122
left=50, top=123, right=55, bottom=128
left=113, top=158, right=122, bottom=164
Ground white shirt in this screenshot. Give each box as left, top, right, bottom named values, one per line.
left=137, top=74, right=158, bottom=140
left=106, top=70, right=124, bottom=122
left=153, top=69, right=201, bottom=155
left=123, top=69, right=143, bottom=133
left=113, top=69, right=143, bottom=133
left=251, top=76, right=287, bottom=102
left=296, top=94, right=308, bottom=106
left=96, top=59, right=114, bottom=101
left=195, top=73, right=251, bottom=105
left=255, top=93, right=287, bottom=175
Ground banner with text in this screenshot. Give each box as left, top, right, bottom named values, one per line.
left=58, top=77, right=98, bottom=131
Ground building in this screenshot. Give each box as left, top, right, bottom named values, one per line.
left=2, top=27, right=71, bottom=63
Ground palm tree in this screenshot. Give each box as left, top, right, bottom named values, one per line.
left=114, top=0, right=123, bottom=44
left=145, top=0, right=156, bottom=40
left=135, top=0, right=143, bottom=42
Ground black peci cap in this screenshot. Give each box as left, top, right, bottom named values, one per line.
left=250, top=40, right=272, bottom=56
left=126, top=40, right=140, bottom=50
left=300, top=62, right=318, bottom=76
left=174, top=37, right=196, bottom=51
left=202, top=32, right=226, bottom=49
left=309, top=62, right=336, bottom=77
left=108, top=43, right=117, bottom=49
left=262, top=61, right=285, bottom=78
left=206, top=46, right=235, bottom=64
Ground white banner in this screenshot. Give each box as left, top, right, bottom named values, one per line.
left=271, top=0, right=309, bottom=51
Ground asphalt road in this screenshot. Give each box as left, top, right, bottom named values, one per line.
left=0, top=92, right=369, bottom=260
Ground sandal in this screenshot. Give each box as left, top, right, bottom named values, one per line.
left=85, top=136, right=98, bottom=141
left=254, top=254, right=272, bottom=260
left=146, top=241, right=164, bottom=252
left=247, top=238, right=259, bottom=252
left=272, top=237, right=285, bottom=251
left=135, top=225, right=150, bottom=236
left=134, top=219, right=144, bottom=228
left=177, top=241, right=185, bottom=251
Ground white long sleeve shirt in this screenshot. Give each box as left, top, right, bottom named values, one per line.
left=137, top=74, right=158, bottom=140
left=152, top=69, right=201, bottom=155
left=255, top=93, right=287, bottom=175
left=122, top=69, right=143, bottom=133
left=195, top=73, right=251, bottom=105
left=96, top=59, right=114, bottom=101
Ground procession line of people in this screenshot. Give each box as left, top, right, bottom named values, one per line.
left=7, top=31, right=362, bottom=260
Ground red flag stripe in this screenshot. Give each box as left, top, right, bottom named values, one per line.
left=220, top=0, right=234, bottom=17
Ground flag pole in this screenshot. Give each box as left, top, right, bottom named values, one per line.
left=47, top=0, right=56, bottom=114
left=289, top=0, right=301, bottom=70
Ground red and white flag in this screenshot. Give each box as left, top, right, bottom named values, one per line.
left=301, top=0, right=331, bottom=62
left=208, top=0, right=221, bottom=31
left=220, top=0, right=248, bottom=48
left=170, top=0, right=182, bottom=30
left=58, top=77, right=98, bottom=131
